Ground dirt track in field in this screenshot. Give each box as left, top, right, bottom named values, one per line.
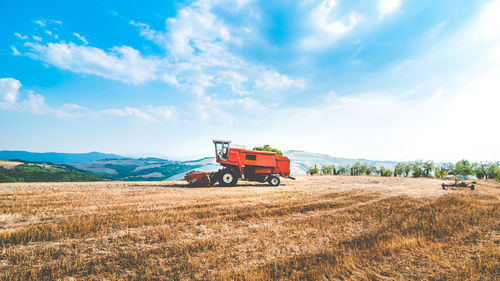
left=1, top=176, right=499, bottom=280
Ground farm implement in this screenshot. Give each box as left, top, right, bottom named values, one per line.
left=185, top=140, right=294, bottom=187
left=441, top=179, right=476, bottom=190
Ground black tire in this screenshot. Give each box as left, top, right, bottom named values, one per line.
left=471, top=184, right=475, bottom=190
left=268, top=175, right=280, bottom=187
left=219, top=169, right=238, bottom=187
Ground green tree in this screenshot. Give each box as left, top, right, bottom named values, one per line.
left=367, top=166, right=377, bottom=175
left=379, top=166, right=393, bottom=177
left=361, top=163, right=369, bottom=175
left=486, top=164, right=499, bottom=179
left=494, top=166, right=500, bottom=180
left=423, top=160, right=435, bottom=177
left=379, top=166, right=386, bottom=177
left=351, top=162, right=362, bottom=175
left=412, top=161, right=424, bottom=178
left=446, top=163, right=455, bottom=175
left=384, top=169, right=393, bottom=177
left=253, top=144, right=283, bottom=156
left=337, top=165, right=349, bottom=175
left=321, top=165, right=335, bottom=175
left=403, top=163, right=412, bottom=177
left=308, top=165, right=319, bottom=175
left=394, top=163, right=405, bottom=177
left=434, top=165, right=449, bottom=178
left=474, top=162, right=489, bottom=179
left=454, top=160, right=473, bottom=177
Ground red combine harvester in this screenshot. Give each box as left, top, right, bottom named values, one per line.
left=185, top=140, right=294, bottom=187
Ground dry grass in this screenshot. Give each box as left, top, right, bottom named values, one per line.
left=0, top=176, right=498, bottom=280
left=0, top=161, right=23, bottom=169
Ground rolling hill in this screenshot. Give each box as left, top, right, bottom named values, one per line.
left=0, top=160, right=104, bottom=182
left=68, top=158, right=203, bottom=181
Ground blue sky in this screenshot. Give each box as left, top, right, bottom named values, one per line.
left=1, top=0, right=499, bottom=162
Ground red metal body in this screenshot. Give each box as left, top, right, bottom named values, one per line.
left=216, top=148, right=291, bottom=178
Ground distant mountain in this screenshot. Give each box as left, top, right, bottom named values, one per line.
left=284, top=150, right=398, bottom=171
left=68, top=158, right=205, bottom=181
left=0, top=151, right=126, bottom=163
left=284, top=150, right=400, bottom=176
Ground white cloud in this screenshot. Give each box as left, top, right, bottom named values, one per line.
left=53, top=104, right=93, bottom=118
left=0, top=78, right=22, bottom=107
left=11, top=46, right=20, bottom=56
left=14, top=33, right=28, bottom=40
left=22, top=92, right=50, bottom=114
left=33, top=19, right=46, bottom=27
left=300, top=0, right=359, bottom=49
left=24, top=42, right=161, bottom=84
left=103, top=107, right=156, bottom=122
left=144, top=105, right=176, bottom=121
left=45, top=30, right=52, bottom=36
left=378, top=0, right=402, bottom=19
left=255, top=70, right=305, bottom=90
left=32, top=35, right=42, bottom=41
left=73, top=32, right=89, bottom=45
left=103, top=105, right=176, bottom=122
left=161, top=73, right=178, bottom=85
left=50, top=19, right=62, bottom=25
left=0, top=78, right=67, bottom=115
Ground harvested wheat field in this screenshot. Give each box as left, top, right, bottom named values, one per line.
left=0, top=176, right=499, bottom=280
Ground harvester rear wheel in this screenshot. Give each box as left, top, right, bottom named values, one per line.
left=219, top=169, right=238, bottom=187
left=268, top=176, right=280, bottom=187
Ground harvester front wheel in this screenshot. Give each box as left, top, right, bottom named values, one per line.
left=268, top=176, right=280, bottom=187
left=219, top=169, right=238, bottom=187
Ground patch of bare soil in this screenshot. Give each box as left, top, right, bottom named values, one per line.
left=0, top=160, right=24, bottom=169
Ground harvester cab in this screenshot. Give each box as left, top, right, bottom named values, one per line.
left=213, top=140, right=230, bottom=161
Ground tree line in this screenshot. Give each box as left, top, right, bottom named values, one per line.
left=308, top=160, right=500, bottom=180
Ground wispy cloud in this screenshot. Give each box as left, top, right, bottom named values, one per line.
left=300, top=0, right=359, bottom=49
left=14, top=33, right=28, bottom=40
left=73, top=32, right=89, bottom=45
left=378, top=0, right=402, bottom=19
left=103, top=105, right=176, bottom=122
left=10, top=46, right=20, bottom=56
left=24, top=42, right=161, bottom=84
left=33, top=19, right=46, bottom=27
left=255, top=70, right=305, bottom=90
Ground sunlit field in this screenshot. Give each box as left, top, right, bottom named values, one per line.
left=1, top=176, right=499, bottom=280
